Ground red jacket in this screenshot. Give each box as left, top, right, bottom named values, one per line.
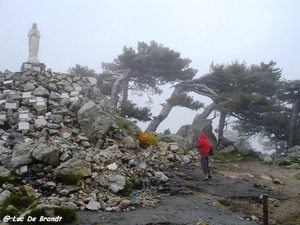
left=195, top=133, right=210, bottom=156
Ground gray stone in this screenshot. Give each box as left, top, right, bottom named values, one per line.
left=286, top=163, right=300, bottom=169
left=77, top=101, right=113, bottom=144
left=61, top=201, right=78, bottom=210
left=176, top=117, right=217, bottom=149
left=6, top=132, right=24, bottom=145
left=0, top=166, right=11, bottom=177
left=55, top=158, right=92, bottom=177
left=34, top=118, right=47, bottom=129
left=0, top=190, right=11, bottom=205
left=32, top=141, right=60, bottom=166
left=34, top=86, right=49, bottom=97
left=287, top=145, right=300, bottom=158
left=98, top=145, right=123, bottom=161
left=273, top=178, right=285, bottom=185
left=48, top=83, right=58, bottom=92
left=154, top=171, right=168, bottom=182
left=11, top=142, right=34, bottom=167
left=182, top=155, right=191, bottom=164
left=99, top=174, right=126, bottom=193
left=219, top=145, right=235, bottom=153
left=49, top=91, right=60, bottom=100
left=23, top=83, right=36, bottom=91
left=52, top=106, right=76, bottom=117
left=86, top=198, right=101, bottom=211
left=263, top=156, right=273, bottom=164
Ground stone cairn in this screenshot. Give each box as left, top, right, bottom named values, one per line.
left=0, top=64, right=197, bottom=212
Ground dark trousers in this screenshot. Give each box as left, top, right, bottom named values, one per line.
left=201, top=155, right=210, bottom=175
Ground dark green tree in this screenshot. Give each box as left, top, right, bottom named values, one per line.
left=101, top=41, right=198, bottom=108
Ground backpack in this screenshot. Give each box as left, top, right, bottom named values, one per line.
left=209, top=147, right=213, bottom=156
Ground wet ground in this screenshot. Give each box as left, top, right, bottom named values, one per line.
left=76, top=163, right=288, bottom=225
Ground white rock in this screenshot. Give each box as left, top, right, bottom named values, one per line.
left=86, top=198, right=101, bottom=211
left=107, top=163, right=118, bottom=170
left=263, top=156, right=273, bottom=164
left=154, top=171, right=168, bottom=183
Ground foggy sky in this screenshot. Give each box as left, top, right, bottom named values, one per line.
left=1, top=0, right=299, bottom=133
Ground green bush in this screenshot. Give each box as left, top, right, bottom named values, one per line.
left=278, top=158, right=300, bottom=167
left=294, top=172, right=300, bottom=181
left=119, top=178, right=133, bottom=197
left=61, top=171, right=83, bottom=185
left=0, top=176, right=12, bottom=185
left=2, top=194, right=35, bottom=210
left=0, top=206, right=20, bottom=219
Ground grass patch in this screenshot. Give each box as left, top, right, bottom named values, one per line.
left=0, top=206, right=20, bottom=219
left=119, top=178, right=134, bottom=197
left=292, top=213, right=300, bottom=225
left=2, top=194, right=35, bottom=210
left=294, top=173, right=300, bottom=181
left=115, top=117, right=133, bottom=136
left=61, top=171, right=83, bottom=185
left=212, top=151, right=243, bottom=163
left=22, top=206, right=77, bottom=225
left=55, top=206, right=77, bottom=224
left=0, top=176, right=13, bottom=185
left=278, top=158, right=300, bottom=167
left=213, top=201, right=228, bottom=209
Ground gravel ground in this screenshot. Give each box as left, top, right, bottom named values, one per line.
left=75, top=161, right=292, bottom=225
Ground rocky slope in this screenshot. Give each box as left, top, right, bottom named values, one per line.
left=0, top=65, right=202, bottom=216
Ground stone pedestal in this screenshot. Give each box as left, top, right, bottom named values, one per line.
left=21, top=62, right=46, bottom=72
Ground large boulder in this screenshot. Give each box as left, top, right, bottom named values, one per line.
left=31, top=140, right=60, bottom=167
left=55, top=157, right=92, bottom=177
left=99, top=174, right=126, bottom=193
left=156, top=134, right=189, bottom=150
left=77, top=101, right=113, bottom=144
left=11, top=142, right=35, bottom=167
left=287, top=145, right=300, bottom=158
left=176, top=116, right=217, bottom=149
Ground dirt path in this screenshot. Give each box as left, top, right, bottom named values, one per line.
left=76, top=159, right=300, bottom=225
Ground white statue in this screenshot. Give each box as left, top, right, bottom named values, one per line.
left=27, top=23, right=41, bottom=63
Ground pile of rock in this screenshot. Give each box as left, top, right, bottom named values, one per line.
left=0, top=65, right=198, bottom=212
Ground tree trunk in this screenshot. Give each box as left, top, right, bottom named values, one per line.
left=286, top=97, right=300, bottom=152
left=198, top=103, right=215, bottom=119
left=110, top=70, right=131, bottom=108
left=218, top=111, right=226, bottom=140
left=122, top=78, right=129, bottom=104
left=145, top=85, right=185, bottom=132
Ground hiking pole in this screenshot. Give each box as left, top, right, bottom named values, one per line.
left=263, top=194, right=269, bottom=225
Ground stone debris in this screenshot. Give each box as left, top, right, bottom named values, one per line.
left=0, top=66, right=198, bottom=212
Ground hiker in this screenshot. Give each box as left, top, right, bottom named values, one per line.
left=195, top=133, right=212, bottom=181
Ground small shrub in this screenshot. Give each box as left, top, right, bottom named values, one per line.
left=294, top=172, right=300, bottom=181
left=0, top=206, right=20, bottom=219
left=212, top=151, right=242, bottom=163
left=119, top=178, right=133, bottom=197
left=61, top=171, right=83, bottom=185
left=23, top=208, right=50, bottom=225
left=278, top=158, right=300, bottom=167
left=54, top=206, right=77, bottom=224
left=3, top=194, right=35, bottom=210
left=0, top=176, right=12, bottom=185
left=292, top=213, right=300, bottom=225
left=116, top=117, right=130, bottom=130
left=137, top=132, right=158, bottom=149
